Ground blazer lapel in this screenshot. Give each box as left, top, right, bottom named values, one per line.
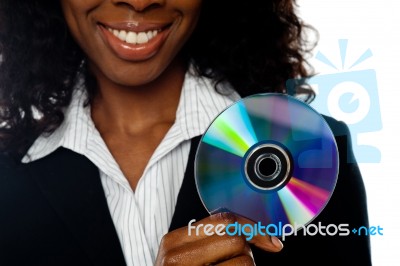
left=24, top=148, right=126, bottom=266
left=169, top=136, right=210, bottom=231
left=23, top=137, right=208, bottom=263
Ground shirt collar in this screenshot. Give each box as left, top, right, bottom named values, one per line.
left=176, top=68, right=239, bottom=140
left=22, top=69, right=239, bottom=163
left=22, top=77, right=92, bottom=163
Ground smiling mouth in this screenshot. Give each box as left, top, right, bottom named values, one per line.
left=98, top=22, right=173, bottom=61
left=100, top=22, right=172, bottom=44
left=107, top=27, right=160, bottom=45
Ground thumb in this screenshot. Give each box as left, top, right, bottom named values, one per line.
left=234, top=215, right=284, bottom=252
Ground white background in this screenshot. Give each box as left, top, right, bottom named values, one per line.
left=298, top=1, right=400, bottom=265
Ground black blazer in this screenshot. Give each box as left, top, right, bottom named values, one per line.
left=0, top=116, right=371, bottom=266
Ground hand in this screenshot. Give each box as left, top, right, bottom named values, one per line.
left=155, top=212, right=283, bottom=265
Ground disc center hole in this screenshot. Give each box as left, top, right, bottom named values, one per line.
left=258, top=157, right=277, bottom=177
left=254, top=153, right=282, bottom=181
left=244, top=144, right=291, bottom=191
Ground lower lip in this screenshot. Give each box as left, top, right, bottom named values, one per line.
left=98, top=25, right=171, bottom=61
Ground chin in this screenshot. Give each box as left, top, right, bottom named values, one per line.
left=112, top=71, right=161, bottom=88
left=99, top=63, right=162, bottom=87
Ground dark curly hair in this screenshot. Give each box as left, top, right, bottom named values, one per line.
left=0, top=0, right=316, bottom=157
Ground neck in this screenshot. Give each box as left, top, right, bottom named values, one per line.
left=90, top=60, right=186, bottom=135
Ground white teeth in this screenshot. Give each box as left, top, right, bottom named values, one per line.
left=137, top=32, right=148, bottom=44
left=107, top=27, right=159, bottom=45
left=118, top=30, right=127, bottom=41
left=126, top=31, right=137, bottom=44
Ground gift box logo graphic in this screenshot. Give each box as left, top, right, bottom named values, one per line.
left=287, top=39, right=382, bottom=163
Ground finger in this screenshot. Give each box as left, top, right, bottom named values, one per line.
left=162, top=233, right=251, bottom=266
left=162, top=212, right=283, bottom=252
left=215, top=255, right=255, bottom=266
left=235, top=215, right=283, bottom=252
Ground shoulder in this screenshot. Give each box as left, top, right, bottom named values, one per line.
left=0, top=148, right=91, bottom=180
left=0, top=153, right=20, bottom=175
left=321, top=115, right=356, bottom=164
left=322, top=115, right=351, bottom=137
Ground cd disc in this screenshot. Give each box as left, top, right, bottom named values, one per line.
left=195, top=93, right=339, bottom=228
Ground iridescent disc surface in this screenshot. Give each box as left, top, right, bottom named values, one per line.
left=195, top=93, right=339, bottom=227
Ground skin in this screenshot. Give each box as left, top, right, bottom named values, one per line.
left=61, top=0, right=283, bottom=264
left=156, top=213, right=283, bottom=266
left=60, top=0, right=202, bottom=188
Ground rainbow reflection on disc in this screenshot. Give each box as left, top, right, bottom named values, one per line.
left=195, top=93, right=339, bottom=228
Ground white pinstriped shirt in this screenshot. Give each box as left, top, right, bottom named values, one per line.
left=22, top=70, right=239, bottom=266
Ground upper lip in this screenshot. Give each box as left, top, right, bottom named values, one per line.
left=99, top=21, right=172, bottom=32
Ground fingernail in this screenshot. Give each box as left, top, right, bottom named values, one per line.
left=220, top=211, right=236, bottom=222
left=271, top=236, right=283, bottom=249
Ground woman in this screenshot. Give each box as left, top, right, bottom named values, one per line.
left=0, top=0, right=371, bottom=265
